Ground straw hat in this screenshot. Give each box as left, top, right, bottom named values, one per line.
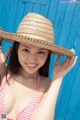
left=0, top=13, right=74, bottom=56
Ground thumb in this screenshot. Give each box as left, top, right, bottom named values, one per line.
left=55, top=55, right=60, bottom=66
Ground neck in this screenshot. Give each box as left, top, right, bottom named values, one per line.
left=12, top=68, right=39, bottom=85
left=19, top=68, right=39, bottom=79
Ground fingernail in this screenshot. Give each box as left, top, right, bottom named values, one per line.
left=76, top=56, right=78, bottom=59
left=71, top=49, right=75, bottom=53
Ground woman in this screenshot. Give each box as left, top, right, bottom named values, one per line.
left=0, top=13, right=77, bottom=120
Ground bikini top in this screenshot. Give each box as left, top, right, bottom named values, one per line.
left=0, top=76, right=40, bottom=120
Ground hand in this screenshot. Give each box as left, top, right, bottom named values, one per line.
left=0, top=38, right=11, bottom=67
left=53, top=50, right=78, bottom=79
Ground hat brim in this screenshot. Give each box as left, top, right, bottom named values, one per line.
left=0, top=29, right=74, bottom=56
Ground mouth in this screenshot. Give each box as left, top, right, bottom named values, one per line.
left=26, top=63, right=38, bottom=68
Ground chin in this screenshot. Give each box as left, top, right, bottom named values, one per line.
left=25, top=69, right=38, bottom=75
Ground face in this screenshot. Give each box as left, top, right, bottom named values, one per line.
left=17, top=43, right=49, bottom=75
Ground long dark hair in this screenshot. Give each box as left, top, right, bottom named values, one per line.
left=6, top=41, right=51, bottom=78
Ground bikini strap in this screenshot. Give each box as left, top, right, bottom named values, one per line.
left=36, top=76, right=40, bottom=92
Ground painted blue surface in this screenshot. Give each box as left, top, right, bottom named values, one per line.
left=0, top=0, right=80, bottom=119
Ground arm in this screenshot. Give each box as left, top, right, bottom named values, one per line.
left=0, top=39, right=11, bottom=80
left=32, top=55, right=77, bottom=120
left=32, top=77, right=63, bottom=120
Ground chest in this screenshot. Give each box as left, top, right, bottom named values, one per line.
left=4, top=82, right=43, bottom=119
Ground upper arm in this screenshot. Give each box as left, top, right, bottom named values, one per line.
left=40, top=76, right=51, bottom=93
left=0, top=64, right=7, bottom=85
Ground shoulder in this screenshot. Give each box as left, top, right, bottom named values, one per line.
left=40, top=76, right=51, bottom=93
left=0, top=64, right=7, bottom=81
left=1, top=72, right=11, bottom=86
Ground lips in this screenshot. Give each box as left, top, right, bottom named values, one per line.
left=25, top=63, right=38, bottom=68
left=27, top=64, right=37, bottom=67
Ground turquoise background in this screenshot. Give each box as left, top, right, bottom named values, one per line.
left=0, top=0, right=80, bottom=119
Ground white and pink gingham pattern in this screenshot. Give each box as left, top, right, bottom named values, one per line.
left=0, top=84, right=6, bottom=119
left=0, top=77, right=40, bottom=120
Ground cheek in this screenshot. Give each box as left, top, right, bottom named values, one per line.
left=18, top=55, right=22, bottom=65
left=39, top=55, right=48, bottom=65
left=18, top=51, right=25, bottom=64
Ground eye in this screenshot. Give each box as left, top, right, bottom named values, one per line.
left=38, top=51, right=45, bottom=54
left=22, top=48, right=29, bottom=52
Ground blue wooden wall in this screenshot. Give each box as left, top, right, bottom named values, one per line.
left=0, top=0, right=80, bottom=119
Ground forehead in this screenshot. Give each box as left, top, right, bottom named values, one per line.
left=19, top=43, right=49, bottom=51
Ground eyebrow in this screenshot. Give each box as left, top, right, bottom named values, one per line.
left=21, top=45, right=30, bottom=49
left=21, top=45, right=46, bottom=50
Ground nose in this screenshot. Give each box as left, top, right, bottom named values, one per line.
left=27, top=53, right=37, bottom=63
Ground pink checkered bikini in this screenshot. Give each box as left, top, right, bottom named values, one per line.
left=0, top=76, right=40, bottom=120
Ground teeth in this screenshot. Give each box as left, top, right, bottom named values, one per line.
left=27, top=64, right=36, bottom=67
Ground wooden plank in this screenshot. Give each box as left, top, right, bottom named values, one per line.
left=55, top=3, right=80, bottom=117
left=74, top=106, right=80, bottom=120
left=13, top=0, right=26, bottom=31
left=40, top=0, right=52, bottom=17
left=0, top=0, right=12, bottom=29
left=65, top=112, right=74, bottom=120
left=65, top=4, right=80, bottom=49
left=66, top=11, right=80, bottom=119
left=54, top=3, right=79, bottom=120
left=65, top=61, right=80, bottom=120
left=0, top=0, right=19, bottom=53
left=53, top=3, right=67, bottom=44
left=1, top=0, right=26, bottom=53
left=24, top=0, right=41, bottom=13
left=48, top=0, right=59, bottom=23
left=30, top=0, right=37, bottom=4
left=55, top=73, right=76, bottom=118
left=58, top=4, right=76, bottom=48
left=65, top=3, right=80, bottom=116
left=24, top=2, right=34, bottom=14
left=49, top=1, right=67, bottom=78
left=38, top=0, right=48, bottom=5
left=64, top=67, right=80, bottom=120
left=0, top=0, right=4, bottom=25
left=5, top=0, right=19, bottom=32
left=32, top=1, right=41, bottom=13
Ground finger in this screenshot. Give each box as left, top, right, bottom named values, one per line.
left=70, top=49, right=75, bottom=54
left=61, top=56, right=72, bottom=67
left=62, top=56, right=76, bottom=69
left=0, top=46, right=2, bottom=53
left=0, top=38, right=2, bottom=46
left=5, top=47, right=11, bottom=60
left=63, top=56, right=77, bottom=71
left=70, top=56, right=78, bottom=68
left=67, top=56, right=75, bottom=66
left=0, top=38, right=2, bottom=53
left=55, top=55, right=60, bottom=65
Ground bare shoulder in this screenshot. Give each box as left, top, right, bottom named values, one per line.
left=0, top=68, right=7, bottom=85
left=40, top=76, right=51, bottom=93
left=1, top=69, right=11, bottom=86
